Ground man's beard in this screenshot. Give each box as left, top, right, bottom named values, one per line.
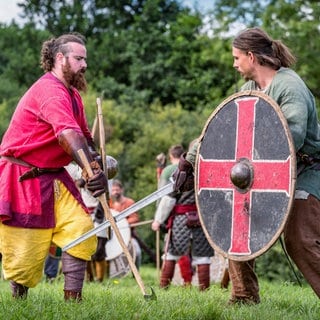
left=239, top=68, right=254, bottom=82
left=111, top=193, right=121, bottom=202
left=62, top=60, right=87, bottom=92
left=237, top=70, right=248, bottom=81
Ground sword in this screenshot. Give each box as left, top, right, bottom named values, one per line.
left=62, top=180, right=174, bottom=251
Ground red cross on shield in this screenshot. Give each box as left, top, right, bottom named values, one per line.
left=195, top=91, right=296, bottom=261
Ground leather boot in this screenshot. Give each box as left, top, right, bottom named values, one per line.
left=160, top=260, right=176, bottom=289
left=105, top=261, right=110, bottom=278
left=61, top=252, right=86, bottom=302
left=10, top=281, right=29, bottom=299
left=64, top=290, right=82, bottom=302
left=86, top=261, right=95, bottom=282
left=95, top=260, right=106, bottom=282
left=228, top=259, right=260, bottom=304
left=220, top=268, right=230, bottom=289
left=197, top=264, right=210, bottom=291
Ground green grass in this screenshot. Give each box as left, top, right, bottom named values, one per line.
left=0, top=266, right=319, bottom=320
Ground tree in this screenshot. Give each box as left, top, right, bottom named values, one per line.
left=262, top=0, right=320, bottom=100
left=0, top=23, right=50, bottom=132
left=208, top=0, right=267, bottom=35
left=18, top=0, right=93, bottom=36
left=205, top=0, right=320, bottom=105
left=17, top=0, right=235, bottom=110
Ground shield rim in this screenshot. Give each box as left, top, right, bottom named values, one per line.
left=195, top=90, right=297, bottom=261
left=108, top=240, right=136, bottom=278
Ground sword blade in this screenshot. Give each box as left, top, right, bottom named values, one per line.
left=62, top=181, right=174, bottom=251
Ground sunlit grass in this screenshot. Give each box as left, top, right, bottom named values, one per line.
left=0, top=266, right=319, bottom=320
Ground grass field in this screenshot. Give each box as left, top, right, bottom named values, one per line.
left=0, top=265, right=319, bottom=320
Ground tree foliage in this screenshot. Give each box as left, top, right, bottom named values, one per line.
left=262, top=0, right=320, bottom=98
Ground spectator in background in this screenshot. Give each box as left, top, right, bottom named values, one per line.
left=109, top=179, right=142, bottom=270
left=154, top=146, right=193, bottom=286
left=152, top=143, right=213, bottom=289
left=44, top=245, right=62, bottom=282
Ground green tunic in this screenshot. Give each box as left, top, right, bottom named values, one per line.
left=158, top=163, right=177, bottom=188
left=187, top=67, right=320, bottom=200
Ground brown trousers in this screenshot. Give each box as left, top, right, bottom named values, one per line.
left=228, top=259, right=259, bottom=301
left=284, top=195, right=320, bottom=298
left=229, top=195, right=320, bottom=301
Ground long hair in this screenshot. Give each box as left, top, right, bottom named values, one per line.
left=40, top=33, right=86, bottom=72
left=233, top=27, right=296, bottom=69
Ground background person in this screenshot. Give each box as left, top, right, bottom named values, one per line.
left=153, top=144, right=194, bottom=286
left=44, top=245, right=62, bottom=283
left=152, top=142, right=214, bottom=291
left=109, top=179, right=142, bottom=270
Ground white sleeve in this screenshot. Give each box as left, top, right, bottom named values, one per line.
left=65, top=162, right=82, bottom=180
left=154, top=195, right=176, bottom=224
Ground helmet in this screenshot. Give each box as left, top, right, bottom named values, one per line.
left=94, top=154, right=118, bottom=179
left=106, top=155, right=118, bottom=179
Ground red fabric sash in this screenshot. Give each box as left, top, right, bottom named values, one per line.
left=172, top=204, right=197, bottom=214
left=166, top=204, right=197, bottom=229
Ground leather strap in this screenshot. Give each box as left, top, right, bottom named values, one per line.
left=2, top=156, right=62, bottom=181
left=2, top=156, right=32, bottom=167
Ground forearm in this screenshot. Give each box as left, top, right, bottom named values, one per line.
left=185, top=140, right=199, bottom=167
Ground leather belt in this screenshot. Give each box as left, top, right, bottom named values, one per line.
left=2, top=156, right=63, bottom=181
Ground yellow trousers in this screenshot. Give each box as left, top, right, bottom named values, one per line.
left=0, top=180, right=97, bottom=288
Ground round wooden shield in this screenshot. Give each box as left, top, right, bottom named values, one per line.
left=105, top=209, right=131, bottom=261
left=195, top=91, right=296, bottom=261
left=108, top=240, right=136, bottom=278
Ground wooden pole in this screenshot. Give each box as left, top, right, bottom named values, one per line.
left=156, top=229, right=160, bottom=280
left=78, top=149, right=155, bottom=299
left=96, top=98, right=107, bottom=182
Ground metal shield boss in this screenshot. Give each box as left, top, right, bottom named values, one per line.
left=195, top=91, right=296, bottom=261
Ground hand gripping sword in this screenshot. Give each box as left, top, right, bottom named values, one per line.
left=62, top=180, right=174, bottom=251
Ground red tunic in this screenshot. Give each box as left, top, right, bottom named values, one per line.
left=0, top=72, right=91, bottom=228
left=109, top=197, right=139, bottom=225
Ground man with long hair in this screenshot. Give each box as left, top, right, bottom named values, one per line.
left=173, top=27, right=320, bottom=304
left=0, top=33, right=108, bottom=301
